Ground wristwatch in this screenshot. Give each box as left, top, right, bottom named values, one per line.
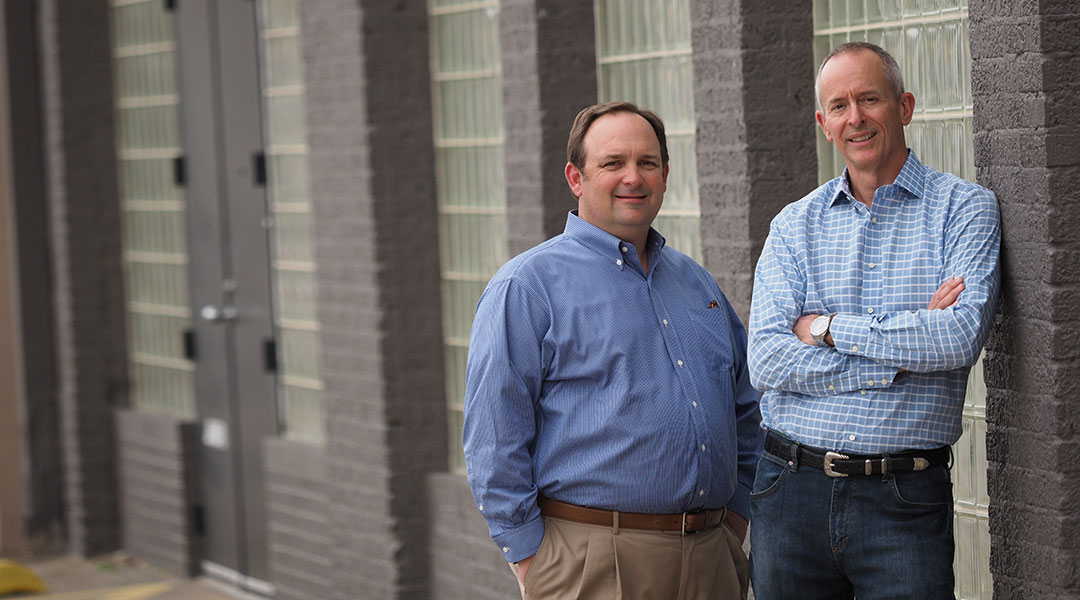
left=810, top=314, right=834, bottom=346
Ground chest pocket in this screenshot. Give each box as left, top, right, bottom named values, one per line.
left=687, top=308, right=735, bottom=392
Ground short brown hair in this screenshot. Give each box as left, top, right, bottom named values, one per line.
left=566, top=101, right=668, bottom=171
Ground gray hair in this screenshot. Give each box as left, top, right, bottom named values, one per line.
left=815, top=42, right=905, bottom=111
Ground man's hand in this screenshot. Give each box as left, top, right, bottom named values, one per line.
left=928, top=276, right=965, bottom=310
left=514, top=555, right=535, bottom=585
left=793, top=314, right=820, bottom=346
left=724, top=510, right=749, bottom=544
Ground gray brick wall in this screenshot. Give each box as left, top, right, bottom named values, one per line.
left=690, top=0, right=816, bottom=321
left=116, top=410, right=200, bottom=577
left=38, top=0, right=126, bottom=556
left=301, top=1, right=445, bottom=598
left=500, top=0, right=597, bottom=255
left=264, top=438, right=333, bottom=600
left=970, top=0, right=1080, bottom=597
left=427, top=473, right=518, bottom=600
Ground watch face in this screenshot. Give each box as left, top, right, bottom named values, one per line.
left=811, top=315, right=829, bottom=337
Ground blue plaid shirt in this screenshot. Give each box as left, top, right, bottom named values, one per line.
left=748, top=152, right=1000, bottom=453
left=463, top=212, right=762, bottom=563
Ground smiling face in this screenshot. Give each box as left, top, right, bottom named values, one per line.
left=565, top=111, right=668, bottom=247
left=816, top=48, right=915, bottom=185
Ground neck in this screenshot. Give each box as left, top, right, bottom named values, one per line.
left=846, top=152, right=908, bottom=207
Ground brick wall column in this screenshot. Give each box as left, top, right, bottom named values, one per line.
left=970, top=1, right=1080, bottom=596
left=300, top=1, right=444, bottom=598
left=38, top=0, right=126, bottom=556
left=690, top=0, right=816, bottom=319
left=500, top=0, right=596, bottom=255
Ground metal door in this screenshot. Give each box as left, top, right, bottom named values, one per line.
left=173, top=0, right=277, bottom=592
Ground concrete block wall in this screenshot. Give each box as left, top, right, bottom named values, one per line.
left=116, top=410, right=200, bottom=577
left=38, top=0, right=126, bottom=556
left=500, top=0, right=597, bottom=255
left=264, top=439, right=333, bottom=600
left=690, top=0, right=816, bottom=321
left=970, top=0, right=1080, bottom=597
left=300, top=0, right=445, bottom=598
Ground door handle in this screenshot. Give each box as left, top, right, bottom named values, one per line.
left=199, top=304, right=238, bottom=323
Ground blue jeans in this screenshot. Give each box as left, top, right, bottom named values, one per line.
left=750, top=444, right=955, bottom=600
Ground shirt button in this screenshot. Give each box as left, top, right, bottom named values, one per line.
left=616, top=259, right=623, bottom=266
left=663, top=319, right=669, bottom=326
left=849, top=434, right=857, bottom=441
left=828, top=384, right=835, bottom=391
left=851, top=345, right=859, bottom=352
left=677, top=359, right=684, bottom=366
left=478, top=505, right=484, bottom=511
left=692, top=401, right=698, bottom=408
left=867, top=380, right=875, bottom=386
left=860, top=390, right=867, bottom=395
left=502, top=547, right=510, bottom=553
left=621, top=246, right=628, bottom=253
left=868, top=262, right=876, bottom=269
left=871, top=217, right=878, bottom=224
left=701, top=444, right=707, bottom=452
left=699, top=490, right=705, bottom=497
left=867, top=307, right=874, bottom=314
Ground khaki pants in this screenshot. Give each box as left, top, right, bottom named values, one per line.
left=508, top=516, right=749, bottom=599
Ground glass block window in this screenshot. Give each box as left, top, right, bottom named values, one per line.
left=594, top=0, right=699, bottom=261
left=111, top=0, right=195, bottom=418
left=257, top=0, right=325, bottom=444
left=428, top=0, right=508, bottom=472
left=812, top=3, right=990, bottom=598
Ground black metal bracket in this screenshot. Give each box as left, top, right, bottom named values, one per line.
left=253, top=151, right=267, bottom=186
left=183, top=328, right=196, bottom=360
left=263, top=338, right=277, bottom=372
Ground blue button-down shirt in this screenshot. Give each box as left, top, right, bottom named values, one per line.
left=748, top=152, right=1000, bottom=454
left=463, top=212, right=762, bottom=562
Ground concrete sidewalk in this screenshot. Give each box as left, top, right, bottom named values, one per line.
left=2, top=553, right=261, bottom=600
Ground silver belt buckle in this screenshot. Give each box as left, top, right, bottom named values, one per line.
left=823, top=451, right=850, bottom=477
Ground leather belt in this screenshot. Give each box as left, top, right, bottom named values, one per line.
left=765, top=430, right=950, bottom=478
left=538, top=497, right=725, bottom=534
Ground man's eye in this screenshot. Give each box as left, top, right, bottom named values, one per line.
left=864, top=97, right=878, bottom=103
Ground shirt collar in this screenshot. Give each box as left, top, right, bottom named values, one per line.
left=563, top=211, right=666, bottom=260
left=828, top=150, right=927, bottom=207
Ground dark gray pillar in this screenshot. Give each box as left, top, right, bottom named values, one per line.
left=300, top=1, right=445, bottom=598
left=971, top=1, right=1080, bottom=597
left=38, top=0, right=126, bottom=556
left=690, top=0, right=816, bottom=320
left=500, top=0, right=597, bottom=255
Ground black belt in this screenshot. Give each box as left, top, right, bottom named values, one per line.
left=764, top=430, right=950, bottom=478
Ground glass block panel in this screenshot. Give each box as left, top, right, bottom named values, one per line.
left=429, top=1, right=507, bottom=472
left=441, top=279, right=488, bottom=342
left=115, top=51, right=177, bottom=98
left=279, top=384, right=323, bottom=443
left=435, top=76, right=504, bottom=141
left=129, top=312, right=189, bottom=358
left=118, top=105, right=181, bottom=150
left=432, top=9, right=501, bottom=74
left=274, top=268, right=318, bottom=323
left=435, top=146, right=506, bottom=209
left=653, top=214, right=701, bottom=260
left=271, top=211, right=314, bottom=263
left=124, top=209, right=187, bottom=254
left=268, top=153, right=310, bottom=204
left=131, top=362, right=195, bottom=419
left=953, top=417, right=975, bottom=503
left=279, top=328, right=321, bottom=381
left=265, top=93, right=307, bottom=147
left=955, top=514, right=978, bottom=598
left=112, top=0, right=174, bottom=47
left=664, top=134, right=699, bottom=213
left=438, top=213, right=509, bottom=276
left=595, top=0, right=690, bottom=58
left=121, top=158, right=183, bottom=204
left=261, top=0, right=299, bottom=29
left=126, top=261, right=188, bottom=307
left=264, top=35, right=302, bottom=88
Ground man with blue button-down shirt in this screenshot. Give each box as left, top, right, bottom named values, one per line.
left=463, top=101, right=762, bottom=599
left=747, top=42, right=1001, bottom=599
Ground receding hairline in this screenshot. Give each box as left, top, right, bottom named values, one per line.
left=814, top=42, right=906, bottom=111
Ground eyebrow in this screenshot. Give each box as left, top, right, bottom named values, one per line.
left=595, top=152, right=661, bottom=162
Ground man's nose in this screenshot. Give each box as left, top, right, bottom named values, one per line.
left=622, top=165, right=642, bottom=186
left=846, top=103, right=864, bottom=126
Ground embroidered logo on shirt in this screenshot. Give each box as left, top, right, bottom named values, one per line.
left=709, top=300, right=719, bottom=309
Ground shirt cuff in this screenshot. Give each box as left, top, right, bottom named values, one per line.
left=492, top=516, right=545, bottom=563
left=727, top=483, right=751, bottom=522
left=829, top=313, right=874, bottom=355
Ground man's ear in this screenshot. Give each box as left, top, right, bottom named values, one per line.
left=565, top=162, right=583, bottom=197
left=898, top=92, right=916, bottom=126
left=815, top=111, right=833, bottom=142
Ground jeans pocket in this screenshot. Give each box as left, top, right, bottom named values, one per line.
left=890, top=465, right=953, bottom=508
left=750, top=455, right=789, bottom=499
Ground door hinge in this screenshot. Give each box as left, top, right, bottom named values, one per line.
left=173, top=155, right=186, bottom=186
left=190, top=504, right=205, bottom=536
left=263, top=338, right=277, bottom=372
left=183, top=328, right=196, bottom=360
left=253, top=151, right=267, bottom=186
